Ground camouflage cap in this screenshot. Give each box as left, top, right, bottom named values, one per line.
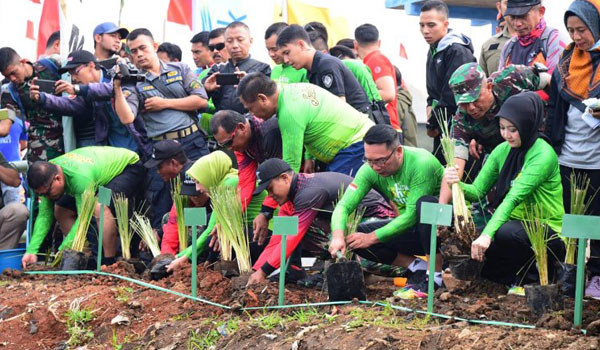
left=449, top=63, right=486, bottom=104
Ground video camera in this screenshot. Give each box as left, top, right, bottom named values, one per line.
left=116, top=59, right=145, bottom=84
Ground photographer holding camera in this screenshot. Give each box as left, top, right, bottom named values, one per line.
left=29, top=50, right=151, bottom=159
left=113, top=28, right=210, bottom=230
left=0, top=47, right=63, bottom=162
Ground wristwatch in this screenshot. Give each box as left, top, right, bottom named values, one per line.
left=73, top=84, right=81, bottom=96
left=259, top=211, right=273, bottom=220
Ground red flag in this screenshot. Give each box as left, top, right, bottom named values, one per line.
left=167, top=0, right=193, bottom=30
left=399, top=43, right=408, bottom=60
left=26, top=20, right=35, bottom=40
left=37, top=0, right=59, bottom=58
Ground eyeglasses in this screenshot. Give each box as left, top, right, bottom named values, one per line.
left=39, top=178, right=55, bottom=197
left=208, top=43, right=225, bottom=52
left=364, top=149, right=395, bottom=167
left=69, top=64, right=86, bottom=76
left=217, top=127, right=237, bottom=148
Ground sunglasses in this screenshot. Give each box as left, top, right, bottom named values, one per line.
left=208, top=43, right=226, bottom=52
left=217, top=126, right=238, bottom=148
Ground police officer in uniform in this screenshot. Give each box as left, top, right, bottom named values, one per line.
left=113, top=28, right=210, bottom=230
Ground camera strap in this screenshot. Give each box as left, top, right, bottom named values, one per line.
left=148, top=77, right=208, bottom=137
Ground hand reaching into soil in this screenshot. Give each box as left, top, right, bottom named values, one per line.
left=22, top=253, right=37, bottom=268
left=471, top=235, right=491, bottom=262
left=166, top=255, right=189, bottom=272
left=247, top=269, right=267, bottom=286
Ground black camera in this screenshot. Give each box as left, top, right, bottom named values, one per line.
left=117, top=60, right=145, bottom=84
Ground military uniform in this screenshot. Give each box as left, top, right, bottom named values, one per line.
left=449, top=63, right=542, bottom=160
left=479, top=26, right=512, bottom=77
left=0, top=56, right=64, bottom=162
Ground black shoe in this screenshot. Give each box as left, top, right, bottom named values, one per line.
left=297, top=272, right=324, bottom=288
left=406, top=270, right=428, bottom=292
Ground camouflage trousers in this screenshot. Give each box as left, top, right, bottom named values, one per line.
left=27, top=135, right=64, bottom=163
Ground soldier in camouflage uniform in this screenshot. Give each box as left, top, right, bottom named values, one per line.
left=437, top=62, right=551, bottom=205
left=0, top=47, right=64, bottom=163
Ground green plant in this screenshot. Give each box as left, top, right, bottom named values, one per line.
left=337, top=185, right=366, bottom=260
left=130, top=212, right=161, bottom=257
left=71, top=184, right=98, bottom=252
left=64, top=301, right=95, bottom=347
left=565, top=173, right=595, bottom=264
left=114, top=193, right=134, bottom=260
left=523, top=203, right=550, bottom=286
left=210, top=185, right=251, bottom=273
left=114, top=286, right=134, bottom=303
left=171, top=176, right=188, bottom=253
left=251, top=311, right=285, bottom=330
left=436, top=109, right=477, bottom=248
left=112, top=327, right=123, bottom=350
left=187, top=318, right=240, bottom=350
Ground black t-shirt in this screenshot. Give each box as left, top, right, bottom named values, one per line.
left=307, top=51, right=371, bottom=112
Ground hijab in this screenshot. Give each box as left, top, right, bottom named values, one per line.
left=559, top=0, right=600, bottom=101
left=493, top=91, right=549, bottom=207
left=186, top=151, right=238, bottom=191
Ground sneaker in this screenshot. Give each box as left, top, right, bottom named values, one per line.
left=585, top=276, right=600, bottom=299
left=507, top=286, right=525, bottom=296
left=406, top=270, right=427, bottom=291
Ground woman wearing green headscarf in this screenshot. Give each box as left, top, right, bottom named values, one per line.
left=167, top=151, right=267, bottom=271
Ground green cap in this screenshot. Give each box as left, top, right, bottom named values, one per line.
left=449, top=63, right=486, bottom=104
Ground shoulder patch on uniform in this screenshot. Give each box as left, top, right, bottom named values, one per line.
left=489, top=43, right=499, bottom=51
left=189, top=80, right=201, bottom=90
left=322, top=74, right=333, bottom=88
left=167, top=71, right=178, bottom=77
left=122, top=90, right=132, bottom=98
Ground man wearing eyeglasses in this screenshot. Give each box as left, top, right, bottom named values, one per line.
left=210, top=110, right=282, bottom=244
left=21, top=146, right=145, bottom=268
left=30, top=50, right=150, bottom=155
left=329, top=124, right=445, bottom=291
left=202, top=22, right=271, bottom=114
left=439, top=62, right=550, bottom=205
left=247, top=158, right=396, bottom=285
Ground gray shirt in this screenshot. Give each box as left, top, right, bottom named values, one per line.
left=558, top=104, right=600, bottom=169
left=123, top=61, right=208, bottom=137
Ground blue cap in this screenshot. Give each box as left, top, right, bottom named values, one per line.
left=93, top=22, right=129, bottom=39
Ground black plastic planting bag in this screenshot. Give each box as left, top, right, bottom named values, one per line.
left=555, top=262, right=577, bottom=297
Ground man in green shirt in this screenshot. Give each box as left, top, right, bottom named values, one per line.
left=329, top=124, right=445, bottom=289
left=329, top=45, right=382, bottom=102
left=237, top=72, right=373, bottom=176
left=265, top=22, right=308, bottom=84
left=22, top=147, right=146, bottom=268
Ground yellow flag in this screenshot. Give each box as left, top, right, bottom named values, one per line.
left=281, top=0, right=350, bottom=48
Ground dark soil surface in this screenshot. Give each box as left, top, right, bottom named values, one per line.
left=1, top=263, right=599, bottom=349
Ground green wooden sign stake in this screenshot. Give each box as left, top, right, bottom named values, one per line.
left=273, top=216, right=299, bottom=306
left=185, top=207, right=207, bottom=298
left=561, top=214, right=600, bottom=328
left=420, top=202, right=452, bottom=314
left=96, top=187, right=112, bottom=272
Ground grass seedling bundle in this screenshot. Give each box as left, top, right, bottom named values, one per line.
left=436, top=109, right=477, bottom=248
left=71, top=184, right=98, bottom=252
left=210, top=184, right=251, bottom=273
left=523, top=203, right=550, bottom=286
left=337, top=185, right=366, bottom=260
left=565, top=173, right=595, bottom=264
left=170, top=177, right=188, bottom=253
left=130, top=212, right=161, bottom=257
left=113, top=193, right=134, bottom=260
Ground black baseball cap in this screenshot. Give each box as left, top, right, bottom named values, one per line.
left=144, top=140, right=184, bottom=168
left=59, top=50, right=97, bottom=74
left=505, top=0, right=541, bottom=17
left=180, top=162, right=199, bottom=196
left=253, top=158, right=291, bottom=195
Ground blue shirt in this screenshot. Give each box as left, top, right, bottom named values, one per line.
left=101, top=71, right=138, bottom=152
left=0, top=117, right=26, bottom=162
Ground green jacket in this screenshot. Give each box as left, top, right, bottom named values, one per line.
left=461, top=138, right=564, bottom=238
